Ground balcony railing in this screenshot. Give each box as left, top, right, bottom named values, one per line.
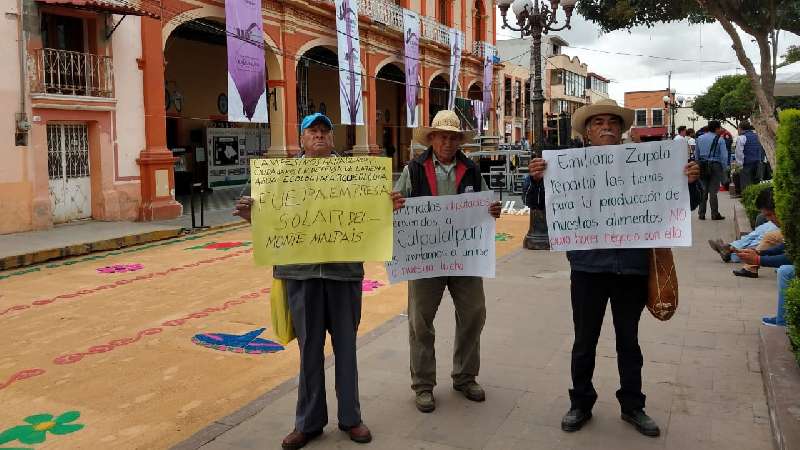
left=366, top=0, right=403, bottom=30
left=471, top=40, right=496, bottom=58
left=30, top=48, right=114, bottom=98
left=326, top=0, right=465, bottom=48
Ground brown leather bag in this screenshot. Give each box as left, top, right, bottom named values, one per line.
left=647, top=248, right=679, bottom=321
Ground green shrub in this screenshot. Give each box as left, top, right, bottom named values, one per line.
left=785, top=278, right=800, bottom=366
left=775, top=109, right=800, bottom=266
left=774, top=109, right=800, bottom=365
left=741, top=181, right=773, bottom=227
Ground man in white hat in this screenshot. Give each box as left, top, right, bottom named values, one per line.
left=394, top=110, right=502, bottom=413
left=527, top=99, right=701, bottom=437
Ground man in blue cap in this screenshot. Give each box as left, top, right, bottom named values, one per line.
left=235, top=113, right=405, bottom=449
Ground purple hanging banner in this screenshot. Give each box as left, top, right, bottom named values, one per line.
left=482, top=42, right=494, bottom=125
left=448, top=28, right=462, bottom=110
left=225, top=0, right=268, bottom=123
left=403, top=9, right=420, bottom=128
left=471, top=99, right=484, bottom=133
left=335, top=0, right=364, bottom=125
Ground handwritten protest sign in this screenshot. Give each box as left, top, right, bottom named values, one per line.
left=386, top=192, right=496, bottom=283
left=250, top=157, right=393, bottom=265
left=543, top=140, right=691, bottom=251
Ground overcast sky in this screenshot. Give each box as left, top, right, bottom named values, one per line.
left=496, top=13, right=800, bottom=106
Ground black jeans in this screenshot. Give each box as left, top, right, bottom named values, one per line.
left=739, top=162, right=762, bottom=193
left=569, top=271, right=647, bottom=413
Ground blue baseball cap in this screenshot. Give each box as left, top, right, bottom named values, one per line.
left=300, top=113, right=333, bottom=132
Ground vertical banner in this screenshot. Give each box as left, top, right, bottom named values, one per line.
left=448, top=28, right=462, bottom=110
left=471, top=100, right=484, bottom=133
left=482, top=42, right=494, bottom=125
left=403, top=10, right=421, bottom=128
left=225, top=0, right=268, bottom=123
left=335, top=0, right=364, bottom=125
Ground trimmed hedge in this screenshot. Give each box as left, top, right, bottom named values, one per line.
left=775, top=109, right=800, bottom=266
left=741, top=181, right=773, bottom=228
left=785, top=278, right=800, bottom=366
left=774, top=109, right=800, bottom=364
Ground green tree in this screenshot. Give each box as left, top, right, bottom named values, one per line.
left=692, top=75, right=756, bottom=127
left=577, top=0, right=800, bottom=168
left=778, top=45, right=800, bottom=68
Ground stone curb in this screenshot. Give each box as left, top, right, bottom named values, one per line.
left=733, top=198, right=752, bottom=238
left=759, top=325, right=800, bottom=450
left=0, top=220, right=244, bottom=272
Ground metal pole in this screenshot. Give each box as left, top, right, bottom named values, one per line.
left=190, top=183, right=197, bottom=228
left=523, top=11, right=550, bottom=250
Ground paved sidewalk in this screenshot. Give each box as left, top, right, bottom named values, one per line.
left=178, top=193, right=776, bottom=450
left=0, top=210, right=240, bottom=262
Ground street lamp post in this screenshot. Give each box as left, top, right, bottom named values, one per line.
left=662, top=89, right=682, bottom=138
left=688, top=115, right=698, bottom=130
left=497, top=0, right=576, bottom=250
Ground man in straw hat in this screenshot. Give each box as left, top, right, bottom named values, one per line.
left=394, top=109, right=502, bottom=413
left=527, top=99, right=701, bottom=437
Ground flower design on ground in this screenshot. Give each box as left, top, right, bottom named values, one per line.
left=495, top=233, right=513, bottom=242
left=185, top=241, right=251, bottom=251
left=0, top=411, right=84, bottom=447
left=361, top=279, right=384, bottom=292
left=96, top=263, right=144, bottom=274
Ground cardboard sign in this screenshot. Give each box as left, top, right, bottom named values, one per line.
left=543, top=141, right=691, bottom=251
left=250, top=157, right=393, bottom=265
left=386, top=192, right=496, bottom=283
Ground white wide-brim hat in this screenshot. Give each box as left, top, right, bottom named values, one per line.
left=571, top=99, right=635, bottom=135
left=413, top=110, right=476, bottom=145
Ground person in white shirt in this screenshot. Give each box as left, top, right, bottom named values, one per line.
left=673, top=126, right=689, bottom=156
left=686, top=128, right=697, bottom=158
left=734, top=125, right=748, bottom=166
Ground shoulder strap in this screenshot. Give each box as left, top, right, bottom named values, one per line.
left=709, top=135, right=720, bottom=159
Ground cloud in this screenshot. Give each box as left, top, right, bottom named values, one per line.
left=497, top=13, right=800, bottom=105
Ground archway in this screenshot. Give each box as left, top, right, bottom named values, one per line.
left=163, top=17, right=280, bottom=202
left=429, top=74, right=449, bottom=125
left=296, top=46, right=352, bottom=151
left=375, top=63, right=409, bottom=170
left=467, top=82, right=482, bottom=100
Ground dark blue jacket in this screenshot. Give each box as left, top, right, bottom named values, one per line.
left=525, top=164, right=701, bottom=276
left=742, top=130, right=764, bottom=165
left=759, top=243, right=792, bottom=268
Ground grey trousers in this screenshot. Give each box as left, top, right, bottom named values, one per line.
left=286, top=278, right=362, bottom=433
left=699, top=162, right=724, bottom=217
left=408, top=276, right=486, bottom=393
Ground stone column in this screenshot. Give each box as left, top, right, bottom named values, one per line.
left=136, top=16, right=181, bottom=221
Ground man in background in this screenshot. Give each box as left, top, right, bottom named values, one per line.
left=734, top=122, right=765, bottom=192
left=695, top=120, right=728, bottom=220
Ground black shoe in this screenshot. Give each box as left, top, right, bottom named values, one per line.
left=712, top=214, right=726, bottom=220
left=733, top=268, right=759, bottom=278
left=621, top=409, right=660, bottom=437
left=561, top=408, right=592, bottom=432
left=699, top=215, right=706, bottom=220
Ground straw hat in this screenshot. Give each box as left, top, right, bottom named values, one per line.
left=413, top=110, right=476, bottom=145
left=571, top=99, right=635, bottom=136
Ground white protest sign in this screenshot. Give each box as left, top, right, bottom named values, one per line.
left=543, top=140, right=691, bottom=251
left=386, top=191, right=496, bottom=283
